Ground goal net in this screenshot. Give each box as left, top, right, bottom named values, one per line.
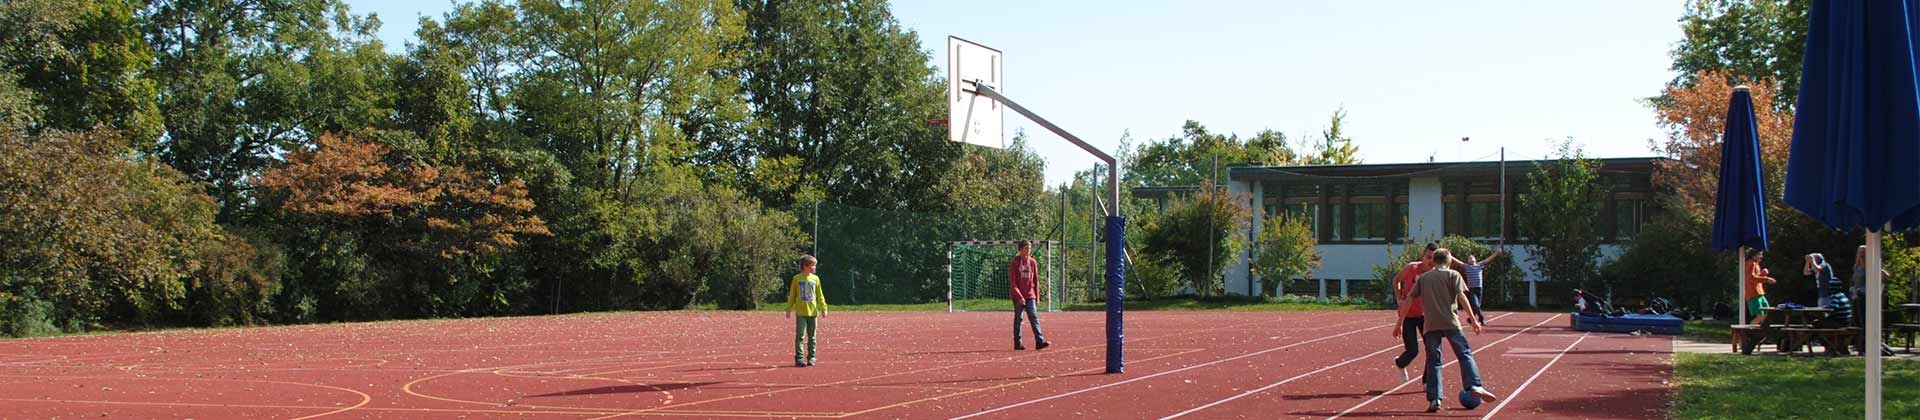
left=947, top=240, right=1061, bottom=312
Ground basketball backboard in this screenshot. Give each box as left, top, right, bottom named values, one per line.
left=947, top=36, right=1003, bottom=148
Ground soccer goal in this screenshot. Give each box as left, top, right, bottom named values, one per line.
left=947, top=240, right=1061, bottom=313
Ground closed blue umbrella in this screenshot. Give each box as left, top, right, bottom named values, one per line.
left=1782, top=1, right=1920, bottom=418
left=1710, top=85, right=1769, bottom=325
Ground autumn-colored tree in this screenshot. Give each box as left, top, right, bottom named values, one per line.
left=257, top=133, right=549, bottom=317
left=1644, top=70, right=1858, bottom=303
left=1651, top=71, right=1794, bottom=220
left=255, top=134, right=431, bottom=218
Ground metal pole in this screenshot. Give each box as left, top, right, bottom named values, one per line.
left=813, top=201, right=821, bottom=255
left=1738, top=246, right=1748, bottom=324
left=1867, top=229, right=1885, bottom=420
left=947, top=246, right=955, bottom=313
left=967, top=83, right=1119, bottom=217
left=968, top=81, right=1123, bottom=373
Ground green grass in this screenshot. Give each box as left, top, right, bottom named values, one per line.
left=1683, top=319, right=1734, bottom=344
left=1673, top=353, right=1920, bottom=419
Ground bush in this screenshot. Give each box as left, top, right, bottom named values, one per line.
left=1142, top=182, right=1248, bottom=296
left=1366, top=235, right=1513, bottom=306
left=1128, top=253, right=1186, bottom=300
left=0, top=295, right=59, bottom=337
left=1253, top=215, right=1320, bottom=289
left=645, top=173, right=808, bottom=310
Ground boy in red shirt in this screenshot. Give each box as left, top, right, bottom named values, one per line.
left=1389, top=243, right=1440, bottom=381
left=1011, top=241, right=1050, bottom=350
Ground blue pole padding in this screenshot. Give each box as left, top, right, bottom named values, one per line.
left=1104, top=216, right=1126, bottom=374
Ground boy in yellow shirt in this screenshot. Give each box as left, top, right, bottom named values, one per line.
left=787, top=255, right=828, bottom=367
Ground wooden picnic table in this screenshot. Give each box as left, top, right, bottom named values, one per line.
left=1763, top=306, right=1832, bottom=327
left=1899, top=304, right=1920, bottom=353
left=1730, top=307, right=1834, bottom=355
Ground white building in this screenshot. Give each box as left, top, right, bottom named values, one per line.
left=1184, top=158, right=1663, bottom=306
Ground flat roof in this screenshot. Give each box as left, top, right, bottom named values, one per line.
left=1226, top=157, right=1668, bottom=182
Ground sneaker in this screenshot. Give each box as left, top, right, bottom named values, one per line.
left=795, top=360, right=806, bottom=367
left=1427, top=401, right=1442, bottom=413
left=807, top=358, right=817, bottom=366
left=1398, top=367, right=1410, bottom=382
left=1471, top=386, right=1499, bottom=402
left=1015, top=342, right=1026, bottom=350
left=1036, top=341, right=1050, bottom=350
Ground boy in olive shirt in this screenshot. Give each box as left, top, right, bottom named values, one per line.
left=1409, top=248, right=1499, bottom=412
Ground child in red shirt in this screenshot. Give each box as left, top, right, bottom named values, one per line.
left=1011, top=241, right=1050, bottom=350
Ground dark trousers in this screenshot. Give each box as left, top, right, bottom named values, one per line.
left=1395, top=316, right=1426, bottom=369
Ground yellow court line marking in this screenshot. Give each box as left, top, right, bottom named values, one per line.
left=0, top=374, right=372, bottom=420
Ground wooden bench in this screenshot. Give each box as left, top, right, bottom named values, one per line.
left=1781, top=327, right=1861, bottom=356
left=1732, top=324, right=1764, bottom=354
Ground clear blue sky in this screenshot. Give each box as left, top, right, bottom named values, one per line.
left=348, top=0, right=1685, bottom=186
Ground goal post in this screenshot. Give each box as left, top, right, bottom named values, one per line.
left=946, top=240, right=1062, bottom=313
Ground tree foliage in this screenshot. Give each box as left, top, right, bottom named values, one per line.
left=1667, top=0, right=1807, bottom=105
left=1520, top=140, right=1606, bottom=288
left=1142, top=182, right=1248, bottom=296
left=1253, top=215, right=1319, bottom=285
left=0, top=128, right=275, bottom=332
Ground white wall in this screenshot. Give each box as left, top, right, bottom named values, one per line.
left=1225, top=179, right=1256, bottom=295
left=1222, top=175, right=1633, bottom=299
left=1407, top=177, right=1444, bottom=241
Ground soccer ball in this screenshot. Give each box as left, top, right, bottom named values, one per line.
left=1458, top=389, right=1484, bottom=409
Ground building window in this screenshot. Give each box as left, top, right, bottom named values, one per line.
left=1615, top=199, right=1645, bottom=239
left=1328, top=204, right=1344, bottom=242
left=1353, top=203, right=1389, bottom=240
left=1276, top=203, right=1320, bottom=239
left=1398, top=202, right=1409, bottom=240
left=1467, top=202, right=1500, bottom=239
left=1445, top=201, right=1501, bottom=239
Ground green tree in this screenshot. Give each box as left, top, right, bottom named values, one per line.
left=1253, top=214, right=1319, bottom=294
left=516, top=0, right=745, bottom=194
left=732, top=0, right=955, bottom=210
left=0, top=0, right=162, bottom=145
left=1, top=128, right=270, bottom=334
left=1603, top=209, right=1731, bottom=312
left=1520, top=139, right=1606, bottom=288
left=1667, top=0, right=1807, bottom=106
left=0, top=70, right=37, bottom=134
left=1303, top=107, right=1361, bottom=165
left=1143, top=182, right=1249, bottom=296
left=144, top=0, right=397, bottom=220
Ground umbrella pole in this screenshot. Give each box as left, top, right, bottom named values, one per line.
left=1868, top=229, right=1884, bottom=420
left=1738, top=246, right=1748, bottom=324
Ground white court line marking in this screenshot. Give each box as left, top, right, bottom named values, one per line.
left=949, top=320, right=1392, bottom=420
left=1156, top=312, right=1518, bottom=420
left=1325, top=314, right=1566, bottom=420
left=592, top=316, right=1357, bottom=420
left=1479, top=333, right=1591, bottom=419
